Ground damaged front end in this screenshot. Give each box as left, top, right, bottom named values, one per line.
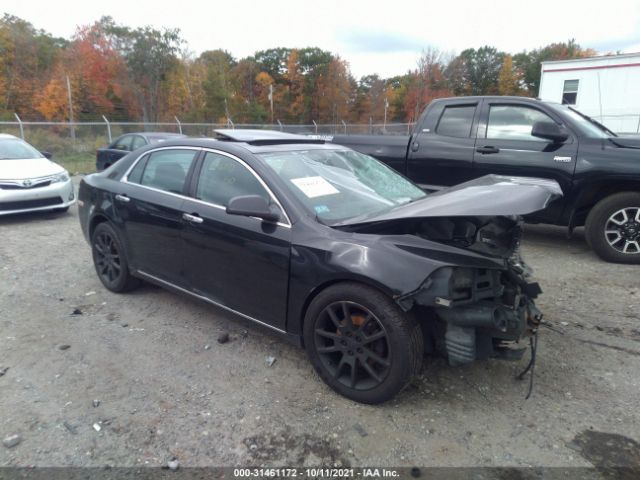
left=332, top=175, right=561, bottom=368
left=397, top=218, right=543, bottom=366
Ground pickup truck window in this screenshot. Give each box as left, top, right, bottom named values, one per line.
left=131, top=135, right=147, bottom=150
left=487, top=105, right=552, bottom=141
left=112, top=135, right=133, bottom=151
left=436, top=105, right=475, bottom=138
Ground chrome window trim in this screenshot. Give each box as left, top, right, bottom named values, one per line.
left=136, top=270, right=287, bottom=334
left=120, top=146, right=292, bottom=229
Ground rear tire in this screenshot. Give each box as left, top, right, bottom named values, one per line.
left=91, top=222, right=140, bottom=292
left=303, top=282, right=423, bottom=404
left=585, top=192, right=640, bottom=264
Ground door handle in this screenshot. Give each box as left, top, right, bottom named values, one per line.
left=183, top=213, right=203, bottom=224
left=411, top=141, right=420, bottom=152
left=476, top=146, right=500, bottom=154
left=115, top=194, right=130, bottom=203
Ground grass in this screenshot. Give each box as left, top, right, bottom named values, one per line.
left=54, top=152, right=96, bottom=175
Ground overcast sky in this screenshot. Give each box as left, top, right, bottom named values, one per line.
left=6, top=0, right=640, bottom=78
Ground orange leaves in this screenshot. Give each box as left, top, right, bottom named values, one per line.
left=498, top=55, right=522, bottom=96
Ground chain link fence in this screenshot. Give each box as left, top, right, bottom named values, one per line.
left=0, top=119, right=415, bottom=173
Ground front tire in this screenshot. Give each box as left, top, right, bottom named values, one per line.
left=303, top=283, right=423, bottom=404
left=91, top=222, right=140, bottom=292
left=585, top=192, right=640, bottom=264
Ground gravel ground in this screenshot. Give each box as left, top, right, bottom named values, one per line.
left=1, top=179, right=639, bottom=470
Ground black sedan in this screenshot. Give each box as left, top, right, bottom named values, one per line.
left=78, top=130, right=561, bottom=403
left=96, top=132, right=186, bottom=171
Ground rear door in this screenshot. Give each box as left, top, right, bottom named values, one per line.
left=181, top=150, right=291, bottom=330
left=473, top=100, right=576, bottom=223
left=114, top=147, right=199, bottom=284
left=406, top=100, right=480, bottom=189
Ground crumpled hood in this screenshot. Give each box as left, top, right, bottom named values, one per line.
left=0, top=158, right=65, bottom=180
left=334, top=175, right=562, bottom=226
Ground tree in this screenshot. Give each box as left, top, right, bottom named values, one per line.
left=497, top=54, right=522, bottom=96
left=513, top=39, right=595, bottom=96
left=36, top=24, right=132, bottom=121
left=403, top=48, right=452, bottom=121
left=98, top=17, right=184, bottom=122
left=254, top=48, right=290, bottom=81
left=198, top=49, right=235, bottom=122
left=285, top=49, right=306, bottom=121
left=314, top=57, right=353, bottom=124
left=0, top=14, right=66, bottom=117
left=449, top=46, right=505, bottom=96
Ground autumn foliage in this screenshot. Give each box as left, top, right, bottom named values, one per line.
left=0, top=14, right=597, bottom=124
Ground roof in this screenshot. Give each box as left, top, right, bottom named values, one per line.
left=214, top=129, right=324, bottom=146
left=430, top=96, right=541, bottom=103
left=145, top=135, right=342, bottom=155
left=541, top=52, right=640, bottom=65
left=0, top=133, right=18, bottom=139
left=134, top=132, right=185, bottom=138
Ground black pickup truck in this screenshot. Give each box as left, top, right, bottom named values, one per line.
left=332, top=96, right=640, bottom=264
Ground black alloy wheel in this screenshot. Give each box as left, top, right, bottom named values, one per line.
left=304, top=283, right=423, bottom=404
left=314, top=301, right=391, bottom=391
left=91, top=222, right=140, bottom=292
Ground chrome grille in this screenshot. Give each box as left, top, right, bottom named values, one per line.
left=0, top=176, right=56, bottom=190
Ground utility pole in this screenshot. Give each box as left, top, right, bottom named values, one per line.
left=66, top=75, right=76, bottom=141
left=224, top=98, right=230, bottom=125
left=268, top=84, right=274, bottom=125
left=383, top=96, right=389, bottom=132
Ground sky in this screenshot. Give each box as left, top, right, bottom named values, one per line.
left=5, top=0, right=640, bottom=78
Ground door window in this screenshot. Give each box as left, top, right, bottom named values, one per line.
left=112, top=135, right=133, bottom=151
left=196, top=152, right=269, bottom=207
left=131, top=135, right=147, bottom=150
left=436, top=105, right=476, bottom=138
left=130, top=149, right=197, bottom=194
left=487, top=105, right=554, bottom=141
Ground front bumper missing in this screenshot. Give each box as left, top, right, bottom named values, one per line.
left=437, top=298, right=542, bottom=366
left=399, top=265, right=543, bottom=366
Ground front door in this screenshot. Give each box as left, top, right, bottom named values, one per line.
left=181, top=151, right=291, bottom=330
left=473, top=101, right=577, bottom=223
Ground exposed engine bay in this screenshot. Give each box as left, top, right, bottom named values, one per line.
left=341, top=215, right=543, bottom=368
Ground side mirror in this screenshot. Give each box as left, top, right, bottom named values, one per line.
left=226, top=195, right=280, bottom=222
left=41, top=151, right=53, bottom=159
left=531, top=121, right=569, bottom=143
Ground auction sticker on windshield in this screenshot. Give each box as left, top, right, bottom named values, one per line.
left=290, top=176, right=340, bottom=198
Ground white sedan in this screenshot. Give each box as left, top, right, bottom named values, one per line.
left=0, top=134, right=76, bottom=216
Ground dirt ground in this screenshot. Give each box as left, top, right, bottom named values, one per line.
left=1, top=178, right=639, bottom=470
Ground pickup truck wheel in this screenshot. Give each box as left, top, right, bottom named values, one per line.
left=91, top=222, right=141, bottom=292
left=585, top=192, right=640, bottom=264
left=303, top=283, right=423, bottom=404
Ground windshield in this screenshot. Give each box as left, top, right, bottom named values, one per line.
left=259, top=149, right=426, bottom=224
left=552, top=105, right=612, bottom=139
left=0, top=138, right=44, bottom=160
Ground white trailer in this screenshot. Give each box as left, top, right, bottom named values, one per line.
left=539, top=53, right=640, bottom=134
